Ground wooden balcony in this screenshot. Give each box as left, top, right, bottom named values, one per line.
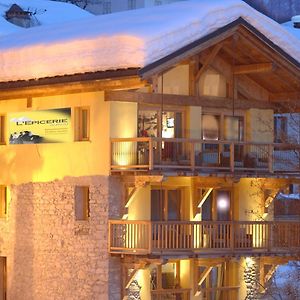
left=108, top=220, right=300, bottom=256
left=110, top=137, right=300, bottom=176
left=151, top=289, right=190, bottom=300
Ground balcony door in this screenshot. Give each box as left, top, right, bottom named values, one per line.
left=138, top=106, right=184, bottom=164
left=151, top=189, right=181, bottom=221
left=201, top=112, right=244, bottom=166
left=201, top=189, right=232, bottom=222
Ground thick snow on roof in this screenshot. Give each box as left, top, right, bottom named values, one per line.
left=0, top=0, right=91, bottom=36
left=282, top=21, right=300, bottom=40
left=0, top=0, right=300, bottom=82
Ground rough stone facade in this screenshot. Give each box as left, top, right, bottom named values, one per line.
left=0, top=176, right=122, bottom=300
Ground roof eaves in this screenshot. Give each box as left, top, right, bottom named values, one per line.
left=139, top=17, right=300, bottom=78
left=0, top=68, right=140, bottom=90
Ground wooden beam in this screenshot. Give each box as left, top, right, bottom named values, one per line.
left=233, top=63, right=274, bottom=75
left=105, top=90, right=278, bottom=110
left=125, top=187, right=139, bottom=208
left=237, top=28, right=300, bottom=80
left=195, top=43, right=224, bottom=82
left=0, top=77, right=146, bottom=100
left=237, top=74, right=270, bottom=102
left=265, top=265, right=277, bottom=284
left=141, top=26, right=238, bottom=79
left=198, top=188, right=213, bottom=208
left=270, top=92, right=300, bottom=102
left=194, top=267, right=213, bottom=296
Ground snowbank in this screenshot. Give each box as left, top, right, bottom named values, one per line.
left=0, top=0, right=300, bottom=81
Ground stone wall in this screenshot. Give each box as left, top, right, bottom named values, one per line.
left=0, top=176, right=122, bottom=300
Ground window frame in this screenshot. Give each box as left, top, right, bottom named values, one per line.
left=74, top=107, right=90, bottom=142
left=0, top=115, right=6, bottom=145
left=0, top=186, right=7, bottom=218
left=74, top=186, right=90, bottom=221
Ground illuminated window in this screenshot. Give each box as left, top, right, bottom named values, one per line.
left=74, top=186, right=90, bottom=221
left=75, top=107, right=90, bottom=141
left=0, top=186, right=7, bottom=218
left=0, top=115, right=5, bottom=144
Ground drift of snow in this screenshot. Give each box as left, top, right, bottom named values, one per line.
left=0, top=0, right=300, bottom=82
left=0, top=0, right=92, bottom=36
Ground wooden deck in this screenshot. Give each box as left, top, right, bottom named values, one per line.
left=110, top=137, right=300, bottom=176
left=109, top=220, right=300, bottom=256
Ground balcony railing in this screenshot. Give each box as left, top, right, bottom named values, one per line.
left=110, top=137, right=300, bottom=175
left=109, top=220, right=300, bottom=255
left=151, top=289, right=190, bottom=300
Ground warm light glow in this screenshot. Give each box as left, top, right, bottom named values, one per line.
left=245, top=257, right=254, bottom=267
left=217, top=197, right=229, bottom=210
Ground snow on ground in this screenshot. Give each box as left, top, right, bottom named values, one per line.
left=0, top=0, right=300, bottom=82
left=0, top=0, right=92, bottom=36
left=277, top=193, right=300, bottom=200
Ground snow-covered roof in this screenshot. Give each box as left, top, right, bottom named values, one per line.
left=282, top=21, right=300, bottom=40
left=0, top=0, right=300, bottom=82
left=0, top=0, right=92, bottom=36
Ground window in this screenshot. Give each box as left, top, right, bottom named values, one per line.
left=0, top=257, right=6, bottom=300
left=0, top=186, right=7, bottom=218
left=274, top=116, right=287, bottom=143
left=74, top=107, right=90, bottom=141
left=0, top=115, right=5, bottom=145
left=103, top=1, right=111, bottom=14
left=75, top=186, right=90, bottom=221
left=128, top=0, right=136, bottom=10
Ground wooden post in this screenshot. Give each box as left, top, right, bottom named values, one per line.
left=149, top=138, right=153, bottom=170
left=191, top=142, right=195, bottom=171
left=230, top=221, right=235, bottom=252
left=148, top=221, right=152, bottom=254
left=230, top=143, right=234, bottom=172
left=268, top=144, right=273, bottom=173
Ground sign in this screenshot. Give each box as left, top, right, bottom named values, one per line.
left=9, top=108, right=72, bottom=144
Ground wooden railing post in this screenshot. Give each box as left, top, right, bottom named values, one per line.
left=230, top=143, right=234, bottom=172
left=149, top=138, right=153, bottom=170
left=148, top=221, right=152, bottom=254
left=268, top=144, right=273, bottom=173
left=230, top=221, right=235, bottom=252
left=190, top=142, right=195, bottom=171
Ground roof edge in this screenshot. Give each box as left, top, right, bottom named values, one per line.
left=139, top=17, right=300, bottom=78
left=0, top=68, right=140, bottom=91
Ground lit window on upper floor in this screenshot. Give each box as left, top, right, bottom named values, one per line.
left=198, top=68, right=227, bottom=97
left=0, top=186, right=7, bottom=218
left=74, top=186, right=90, bottom=221
left=0, top=115, right=5, bottom=145
left=74, top=107, right=90, bottom=141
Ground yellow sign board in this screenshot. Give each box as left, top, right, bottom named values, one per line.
left=9, top=108, right=72, bottom=144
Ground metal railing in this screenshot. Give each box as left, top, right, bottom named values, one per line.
left=109, top=220, right=300, bottom=255
left=111, top=137, right=300, bottom=174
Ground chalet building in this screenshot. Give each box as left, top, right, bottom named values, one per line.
left=0, top=1, right=299, bottom=300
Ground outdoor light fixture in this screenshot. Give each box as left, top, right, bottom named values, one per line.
left=217, top=192, right=230, bottom=211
